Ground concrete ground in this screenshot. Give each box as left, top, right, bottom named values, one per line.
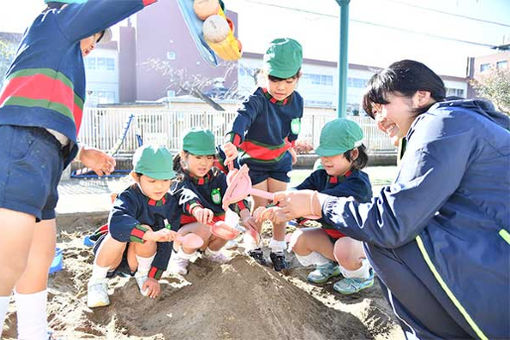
left=55, top=166, right=398, bottom=218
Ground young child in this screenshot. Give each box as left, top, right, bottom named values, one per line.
left=223, top=38, right=303, bottom=271
left=287, top=118, right=374, bottom=294
left=0, top=0, right=157, bottom=337
left=87, top=145, right=180, bottom=308
left=169, top=128, right=255, bottom=275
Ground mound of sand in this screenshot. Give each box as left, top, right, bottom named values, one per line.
left=3, top=218, right=403, bottom=339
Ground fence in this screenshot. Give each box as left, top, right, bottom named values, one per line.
left=78, top=108, right=396, bottom=158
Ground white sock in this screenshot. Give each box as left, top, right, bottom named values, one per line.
left=176, top=249, right=195, bottom=260
left=89, top=264, right=110, bottom=284
left=339, top=259, right=372, bottom=279
left=0, top=295, right=9, bottom=336
left=269, top=239, right=286, bottom=253
left=294, top=251, right=330, bottom=267
left=135, top=254, right=155, bottom=277
left=15, top=290, right=48, bottom=340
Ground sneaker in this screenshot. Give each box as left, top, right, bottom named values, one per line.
left=135, top=275, right=149, bottom=296
left=248, top=248, right=267, bottom=266
left=269, top=251, right=289, bottom=272
left=205, top=249, right=229, bottom=263
left=307, top=262, right=341, bottom=284
left=333, top=269, right=375, bottom=295
left=168, top=254, right=190, bottom=276
left=87, top=280, right=109, bottom=308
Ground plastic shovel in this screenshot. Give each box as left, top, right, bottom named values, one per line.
left=209, top=221, right=261, bottom=245
left=176, top=233, right=204, bottom=249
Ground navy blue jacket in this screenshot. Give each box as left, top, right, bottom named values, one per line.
left=320, top=99, right=510, bottom=338
left=109, top=184, right=180, bottom=279
left=0, top=0, right=156, bottom=166
left=228, top=87, right=303, bottom=169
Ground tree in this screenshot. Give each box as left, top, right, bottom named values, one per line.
left=471, top=68, right=510, bottom=115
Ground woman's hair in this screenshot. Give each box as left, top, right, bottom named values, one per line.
left=362, top=60, right=446, bottom=119
left=268, top=68, right=302, bottom=82
left=43, top=2, right=66, bottom=12
left=344, top=144, right=368, bottom=170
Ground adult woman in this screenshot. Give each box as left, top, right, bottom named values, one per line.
left=265, top=60, right=510, bottom=338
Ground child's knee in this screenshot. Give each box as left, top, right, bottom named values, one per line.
left=288, top=229, right=305, bottom=253
left=333, top=238, right=362, bottom=267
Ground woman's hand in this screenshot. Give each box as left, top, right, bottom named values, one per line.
left=192, top=207, right=214, bottom=224
left=271, top=190, right=322, bottom=223
left=141, top=277, right=161, bottom=299
left=239, top=209, right=258, bottom=231
left=78, top=146, right=116, bottom=176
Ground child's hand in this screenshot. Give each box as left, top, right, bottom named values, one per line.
left=289, top=147, right=298, bottom=165
left=192, top=207, right=214, bottom=224
left=254, top=206, right=278, bottom=224
left=239, top=209, right=258, bottom=231
left=142, top=277, right=161, bottom=299
left=144, top=228, right=173, bottom=242
left=223, top=142, right=238, bottom=169
left=77, top=145, right=116, bottom=176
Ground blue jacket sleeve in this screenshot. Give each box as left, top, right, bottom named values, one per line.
left=321, top=115, right=474, bottom=248
left=295, top=170, right=321, bottom=190
left=322, top=178, right=372, bottom=203
left=55, top=0, right=156, bottom=42
left=228, top=94, right=263, bottom=144
left=108, top=191, right=145, bottom=243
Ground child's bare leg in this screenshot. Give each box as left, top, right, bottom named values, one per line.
left=14, top=218, right=56, bottom=340
left=289, top=228, right=335, bottom=261
left=266, top=177, right=287, bottom=242
left=333, top=237, right=366, bottom=271
left=0, top=209, right=36, bottom=295
left=95, top=234, right=127, bottom=269
left=251, top=180, right=270, bottom=235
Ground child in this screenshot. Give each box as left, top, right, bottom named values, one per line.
left=286, top=118, right=375, bottom=294
left=87, top=145, right=180, bottom=308
left=169, top=128, right=255, bottom=275
left=223, top=38, right=303, bottom=271
left=0, top=0, right=157, bottom=337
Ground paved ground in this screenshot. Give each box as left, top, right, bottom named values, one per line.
left=56, top=166, right=399, bottom=216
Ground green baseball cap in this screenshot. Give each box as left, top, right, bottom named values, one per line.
left=263, top=38, right=302, bottom=79
left=183, top=128, right=216, bottom=155
left=315, top=119, right=364, bottom=157
left=132, top=145, right=175, bottom=180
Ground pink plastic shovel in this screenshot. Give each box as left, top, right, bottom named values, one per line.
left=209, top=221, right=261, bottom=245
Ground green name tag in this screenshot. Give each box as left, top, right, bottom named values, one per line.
left=211, top=188, right=222, bottom=205
left=291, top=118, right=301, bottom=134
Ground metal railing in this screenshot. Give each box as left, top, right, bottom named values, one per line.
left=78, top=108, right=396, bottom=157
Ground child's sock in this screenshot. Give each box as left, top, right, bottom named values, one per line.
left=14, top=290, right=48, bottom=340
left=269, top=239, right=287, bottom=253
left=294, top=251, right=330, bottom=267
left=0, top=295, right=9, bottom=333
left=135, top=254, right=155, bottom=277
left=89, top=263, right=110, bottom=284
left=339, top=259, right=372, bottom=279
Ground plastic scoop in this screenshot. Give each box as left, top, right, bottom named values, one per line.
left=223, top=164, right=320, bottom=220
left=209, top=221, right=240, bottom=240
left=222, top=164, right=274, bottom=210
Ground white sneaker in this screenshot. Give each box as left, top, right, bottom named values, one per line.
left=205, top=249, right=229, bottom=263
left=87, top=280, right=109, bottom=308
left=168, top=254, right=189, bottom=275
left=135, top=275, right=149, bottom=296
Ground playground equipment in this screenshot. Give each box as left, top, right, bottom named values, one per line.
left=71, top=113, right=142, bottom=179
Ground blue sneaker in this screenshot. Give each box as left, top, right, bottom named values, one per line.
left=307, top=262, right=341, bottom=284
left=333, top=269, right=375, bottom=295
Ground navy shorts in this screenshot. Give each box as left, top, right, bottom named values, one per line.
left=242, top=151, right=292, bottom=185
left=0, top=125, right=64, bottom=221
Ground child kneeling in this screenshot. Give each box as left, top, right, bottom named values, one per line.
left=87, top=145, right=181, bottom=308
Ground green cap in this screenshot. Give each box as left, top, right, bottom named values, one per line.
left=183, top=128, right=216, bottom=155
left=263, top=38, right=302, bottom=79
left=315, top=119, right=363, bottom=157
left=132, top=145, right=175, bottom=180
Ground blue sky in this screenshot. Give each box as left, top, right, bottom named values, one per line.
left=2, top=0, right=509, bottom=77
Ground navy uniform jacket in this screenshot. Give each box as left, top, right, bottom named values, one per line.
left=228, top=87, right=303, bottom=172
left=320, top=99, right=510, bottom=338
left=108, top=184, right=180, bottom=280
left=295, top=169, right=372, bottom=237
left=173, top=169, right=249, bottom=225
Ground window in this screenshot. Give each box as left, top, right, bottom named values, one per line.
left=85, top=57, right=96, bottom=70
left=496, top=60, right=508, bottom=70
left=347, top=77, right=368, bottom=88
left=302, top=73, right=333, bottom=86
left=446, top=88, right=465, bottom=98
left=106, top=58, right=115, bottom=71
left=480, top=63, right=490, bottom=72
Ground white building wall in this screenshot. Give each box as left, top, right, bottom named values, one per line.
left=84, top=48, right=119, bottom=106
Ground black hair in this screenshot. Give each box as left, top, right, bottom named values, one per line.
left=172, top=152, right=186, bottom=176
left=43, top=2, right=65, bottom=12
left=344, top=144, right=368, bottom=170
left=268, top=68, right=301, bottom=82
left=362, top=60, right=446, bottom=119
